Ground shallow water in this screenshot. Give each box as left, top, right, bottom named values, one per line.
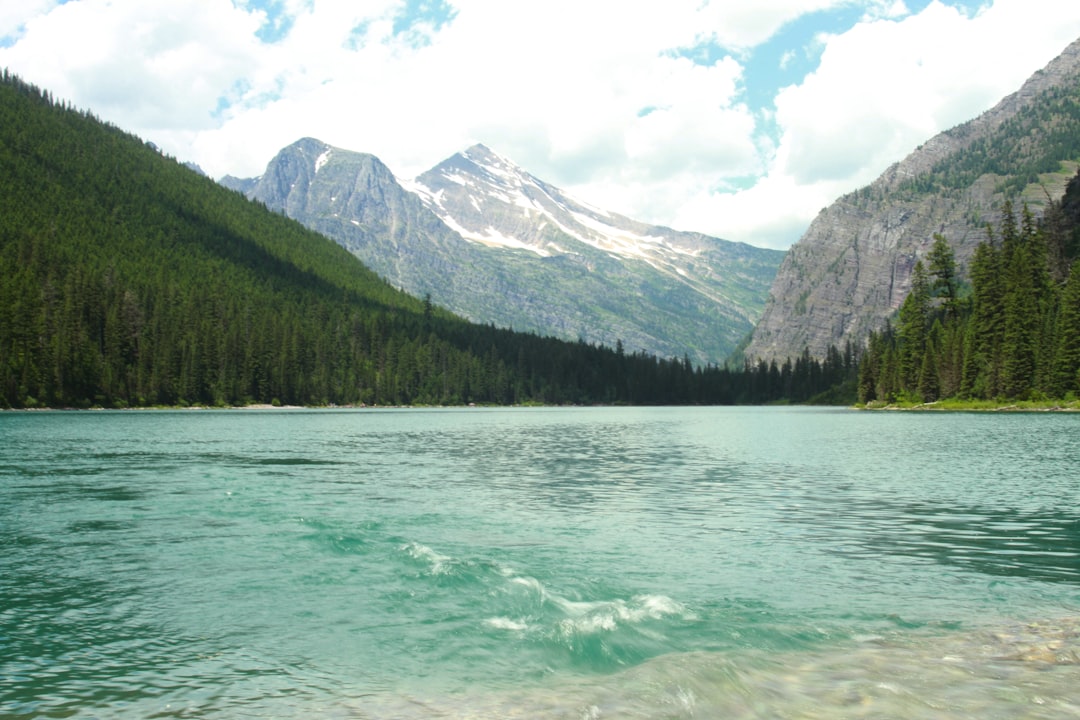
left=1, top=407, right=1078, bottom=718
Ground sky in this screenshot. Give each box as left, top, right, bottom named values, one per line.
left=4, top=1, right=1080, bottom=250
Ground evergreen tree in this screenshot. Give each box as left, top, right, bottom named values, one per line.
left=917, top=334, right=941, bottom=402
left=967, top=236, right=1006, bottom=398
left=927, top=234, right=959, bottom=318
left=1001, top=239, right=1039, bottom=398
left=897, top=260, right=931, bottom=393
left=1054, top=260, right=1080, bottom=396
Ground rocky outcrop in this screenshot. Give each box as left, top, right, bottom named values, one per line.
left=746, top=37, right=1080, bottom=363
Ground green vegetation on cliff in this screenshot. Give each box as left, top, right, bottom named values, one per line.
left=901, top=81, right=1080, bottom=200
left=858, top=191, right=1080, bottom=405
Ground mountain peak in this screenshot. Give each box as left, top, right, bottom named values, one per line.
left=284, top=136, right=331, bottom=155
left=459, top=143, right=518, bottom=170
left=441, top=143, right=531, bottom=191
left=410, top=143, right=775, bottom=273
left=463, top=142, right=495, bottom=158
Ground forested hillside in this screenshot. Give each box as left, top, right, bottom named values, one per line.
left=0, top=71, right=854, bottom=408
left=857, top=191, right=1080, bottom=404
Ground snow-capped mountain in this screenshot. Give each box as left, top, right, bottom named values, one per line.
left=407, top=144, right=747, bottom=300
left=222, top=138, right=784, bottom=364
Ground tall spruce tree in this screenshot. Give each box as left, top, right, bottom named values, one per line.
left=927, top=234, right=959, bottom=318
left=1001, top=237, right=1039, bottom=398
left=1054, top=259, right=1080, bottom=396
left=897, top=260, right=931, bottom=394
left=967, top=234, right=1006, bottom=398
left=917, top=334, right=941, bottom=402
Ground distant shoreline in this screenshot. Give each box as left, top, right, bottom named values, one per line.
left=856, top=399, right=1080, bottom=412
left=1, top=402, right=534, bottom=412
left=6, top=400, right=1080, bottom=412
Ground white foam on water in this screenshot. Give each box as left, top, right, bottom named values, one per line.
left=401, top=541, right=455, bottom=575
left=560, top=612, right=618, bottom=635
left=508, top=575, right=546, bottom=598
left=549, top=593, right=690, bottom=636
left=484, top=617, right=529, bottom=632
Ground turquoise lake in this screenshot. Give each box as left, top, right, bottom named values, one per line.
left=1, top=406, right=1078, bottom=718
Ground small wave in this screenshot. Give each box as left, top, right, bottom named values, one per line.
left=401, top=541, right=454, bottom=574
left=548, top=594, right=693, bottom=640
left=509, top=576, right=546, bottom=598
left=554, top=594, right=689, bottom=628
left=485, top=617, right=529, bottom=631
left=254, top=457, right=338, bottom=466
left=400, top=541, right=504, bottom=582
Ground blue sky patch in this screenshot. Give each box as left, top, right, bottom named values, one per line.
left=391, top=0, right=458, bottom=48
left=392, top=0, right=457, bottom=36
left=247, top=0, right=302, bottom=43
left=659, top=0, right=994, bottom=159
left=345, top=20, right=372, bottom=51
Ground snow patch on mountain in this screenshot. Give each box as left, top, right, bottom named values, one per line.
left=409, top=144, right=710, bottom=269
left=422, top=195, right=550, bottom=256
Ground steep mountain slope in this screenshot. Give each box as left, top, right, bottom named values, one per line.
left=0, top=72, right=728, bottom=408
left=228, top=140, right=784, bottom=365
left=746, top=36, right=1080, bottom=363
left=222, top=137, right=483, bottom=310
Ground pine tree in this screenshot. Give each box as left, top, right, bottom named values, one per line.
left=897, top=260, right=931, bottom=393
left=1001, top=217, right=1041, bottom=399
left=1053, top=260, right=1080, bottom=396
left=927, top=234, right=959, bottom=318
left=968, top=237, right=1005, bottom=398
left=917, top=334, right=941, bottom=403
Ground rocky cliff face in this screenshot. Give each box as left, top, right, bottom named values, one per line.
left=225, top=139, right=784, bottom=364
left=746, top=37, right=1080, bottom=363
left=221, top=137, right=486, bottom=314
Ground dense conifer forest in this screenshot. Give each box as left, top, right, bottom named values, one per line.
left=857, top=190, right=1080, bottom=405
left=0, top=71, right=855, bottom=408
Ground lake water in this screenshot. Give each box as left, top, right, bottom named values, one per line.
left=2, top=406, right=1078, bottom=718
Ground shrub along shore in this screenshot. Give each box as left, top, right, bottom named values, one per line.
left=857, top=398, right=1080, bottom=411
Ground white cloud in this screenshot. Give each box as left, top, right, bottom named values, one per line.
left=197, top=0, right=760, bottom=184
left=3, top=0, right=1080, bottom=250
left=1, top=0, right=264, bottom=131
left=676, top=171, right=838, bottom=250
left=696, top=0, right=850, bottom=51
left=0, top=1, right=58, bottom=42
left=777, top=2, right=1012, bottom=186
left=691, top=0, right=1080, bottom=248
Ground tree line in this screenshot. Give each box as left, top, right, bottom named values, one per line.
left=857, top=191, right=1080, bottom=404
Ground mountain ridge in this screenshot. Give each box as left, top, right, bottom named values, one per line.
left=227, top=139, right=784, bottom=364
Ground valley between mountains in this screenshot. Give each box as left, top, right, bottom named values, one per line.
left=6, top=34, right=1080, bottom=409
left=218, top=35, right=1080, bottom=374
left=222, top=140, right=784, bottom=366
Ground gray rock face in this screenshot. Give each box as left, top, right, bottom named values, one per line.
left=232, top=137, right=481, bottom=308
left=228, top=139, right=784, bottom=365
left=746, top=37, right=1080, bottom=363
